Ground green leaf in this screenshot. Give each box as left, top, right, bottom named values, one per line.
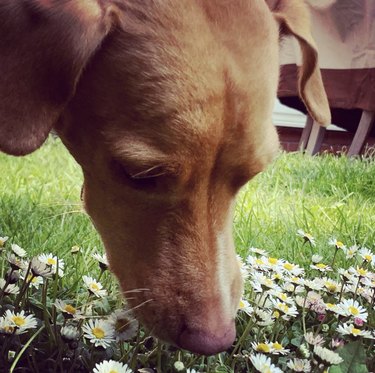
left=329, top=341, right=368, bottom=373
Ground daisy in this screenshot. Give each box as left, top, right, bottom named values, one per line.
left=311, top=254, right=323, bottom=264
left=310, top=263, right=332, bottom=272
left=54, top=299, right=82, bottom=319
left=70, top=245, right=81, bottom=254
left=6, top=253, right=27, bottom=270
left=268, top=290, right=294, bottom=304
left=10, top=244, right=27, bottom=258
left=304, top=332, right=324, bottom=346
left=336, top=299, right=368, bottom=322
left=329, top=238, right=346, bottom=251
left=249, top=247, right=268, bottom=256
left=0, top=236, right=9, bottom=247
left=286, top=358, right=311, bottom=372
left=281, top=262, right=304, bottom=276
left=82, top=319, right=115, bottom=348
left=358, top=247, right=375, bottom=265
left=82, top=275, right=107, bottom=298
left=253, top=309, right=275, bottom=326
left=296, top=291, right=326, bottom=314
left=287, top=276, right=305, bottom=286
left=270, top=341, right=290, bottom=355
left=174, top=361, right=185, bottom=371
left=313, top=345, right=343, bottom=365
left=304, top=278, right=324, bottom=291
left=348, top=266, right=369, bottom=278
left=322, top=277, right=341, bottom=294
left=251, top=341, right=272, bottom=354
left=238, top=299, right=253, bottom=316
left=271, top=299, right=298, bottom=320
left=297, top=229, right=316, bottom=246
left=27, top=274, right=43, bottom=289
left=3, top=310, right=37, bottom=334
left=92, top=252, right=109, bottom=271
left=60, top=325, right=80, bottom=341
left=0, top=279, right=19, bottom=295
left=325, top=302, right=339, bottom=313
left=0, top=317, right=16, bottom=335
left=251, top=272, right=280, bottom=293
left=93, top=360, right=132, bottom=373
left=30, top=257, right=54, bottom=278
left=249, top=353, right=283, bottom=373
left=108, top=309, right=139, bottom=342
left=265, top=256, right=284, bottom=271
left=344, top=245, right=359, bottom=259
left=337, top=323, right=374, bottom=339
left=38, top=253, right=64, bottom=277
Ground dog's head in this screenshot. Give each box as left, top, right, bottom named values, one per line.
left=0, top=0, right=329, bottom=354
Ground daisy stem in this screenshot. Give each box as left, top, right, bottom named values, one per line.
left=156, top=340, right=162, bottom=373
left=41, top=279, right=56, bottom=346
left=330, top=248, right=339, bottom=268
left=14, top=264, right=32, bottom=311
left=302, top=292, right=308, bottom=336
left=9, top=325, right=45, bottom=373
left=227, top=317, right=254, bottom=363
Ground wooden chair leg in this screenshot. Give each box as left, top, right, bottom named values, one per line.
left=347, top=111, right=375, bottom=157
left=299, top=115, right=314, bottom=151
left=305, top=121, right=327, bottom=155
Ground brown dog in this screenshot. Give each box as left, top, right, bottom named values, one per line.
left=0, top=0, right=329, bottom=355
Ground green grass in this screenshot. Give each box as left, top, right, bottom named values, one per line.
left=1, top=137, right=374, bottom=263
left=0, top=137, right=374, bottom=372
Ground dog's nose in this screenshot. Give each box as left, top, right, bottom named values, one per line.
left=177, top=321, right=236, bottom=355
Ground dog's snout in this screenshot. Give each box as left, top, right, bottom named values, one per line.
left=177, top=321, right=236, bottom=355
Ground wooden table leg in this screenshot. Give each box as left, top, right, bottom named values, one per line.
left=299, top=115, right=314, bottom=151
left=305, top=121, right=327, bottom=155
left=347, top=111, right=375, bottom=157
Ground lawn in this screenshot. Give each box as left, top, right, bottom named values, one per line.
left=0, top=138, right=374, bottom=372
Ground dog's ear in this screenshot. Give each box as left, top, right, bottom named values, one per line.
left=0, top=1, right=114, bottom=155
left=274, top=0, right=331, bottom=125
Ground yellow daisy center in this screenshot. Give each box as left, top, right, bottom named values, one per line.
left=4, top=325, right=15, bottom=333
left=92, top=327, right=105, bottom=339
left=278, top=303, right=289, bottom=313
left=316, top=263, right=327, bottom=269
left=336, top=241, right=344, bottom=248
left=64, top=305, right=76, bottom=314
left=326, top=303, right=335, bottom=309
left=255, top=259, right=264, bottom=266
left=364, top=254, right=372, bottom=261
left=268, top=257, right=278, bottom=265
left=351, top=327, right=361, bottom=335
left=357, top=268, right=367, bottom=276
left=283, top=263, right=294, bottom=271
left=305, top=233, right=313, bottom=239
left=238, top=300, right=246, bottom=309
left=348, top=306, right=359, bottom=316
left=256, top=343, right=271, bottom=353
left=12, top=316, right=26, bottom=327
left=47, top=258, right=56, bottom=265
left=90, top=283, right=99, bottom=291
left=265, top=279, right=273, bottom=287
left=273, top=311, right=280, bottom=319
left=273, top=273, right=282, bottom=280
left=272, top=342, right=283, bottom=350
left=325, top=283, right=338, bottom=292
left=109, top=370, right=119, bottom=373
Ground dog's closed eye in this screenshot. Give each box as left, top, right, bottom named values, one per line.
left=110, top=159, right=175, bottom=191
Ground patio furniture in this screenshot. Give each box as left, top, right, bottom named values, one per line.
left=278, top=0, right=375, bottom=155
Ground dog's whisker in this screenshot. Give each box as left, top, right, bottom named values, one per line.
left=123, top=288, right=151, bottom=294
left=127, top=299, right=154, bottom=313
